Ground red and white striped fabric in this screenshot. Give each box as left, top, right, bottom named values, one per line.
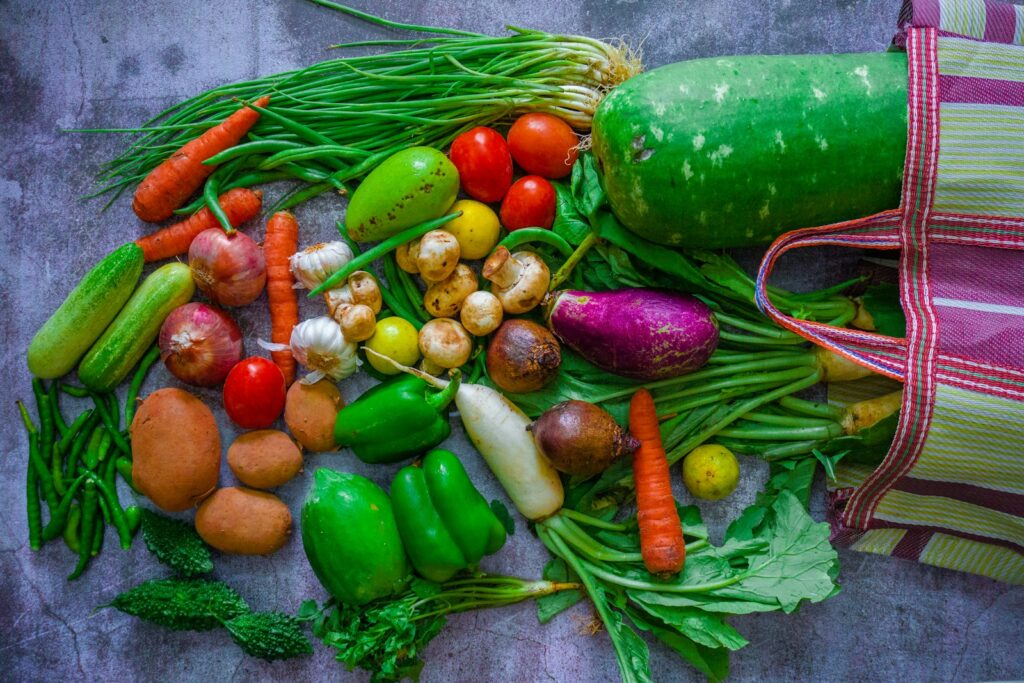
left=756, top=0, right=1024, bottom=583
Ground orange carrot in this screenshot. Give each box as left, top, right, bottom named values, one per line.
left=134, top=188, right=262, bottom=262
left=264, top=211, right=300, bottom=385
left=132, top=96, right=270, bottom=222
left=629, top=388, right=685, bottom=576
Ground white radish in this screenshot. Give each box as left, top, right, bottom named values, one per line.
left=364, top=348, right=564, bottom=520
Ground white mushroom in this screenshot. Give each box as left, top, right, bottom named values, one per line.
left=418, top=318, right=473, bottom=369
left=423, top=263, right=478, bottom=318
left=460, top=290, right=504, bottom=336
left=395, top=238, right=422, bottom=274
left=324, top=271, right=381, bottom=341
left=482, top=247, right=550, bottom=314
left=416, top=230, right=461, bottom=282
left=337, top=303, right=376, bottom=342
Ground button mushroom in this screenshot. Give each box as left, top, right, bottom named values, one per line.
left=482, top=247, right=550, bottom=314
left=423, top=263, right=478, bottom=318
left=460, top=290, right=504, bottom=336
left=324, top=270, right=382, bottom=342
left=418, top=318, right=473, bottom=369
left=415, top=230, right=461, bottom=282
left=395, top=238, right=421, bottom=274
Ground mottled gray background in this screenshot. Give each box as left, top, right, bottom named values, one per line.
left=1, top=1, right=1021, bottom=682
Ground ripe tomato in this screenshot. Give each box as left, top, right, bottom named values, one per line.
left=507, top=113, right=579, bottom=179
left=223, top=356, right=287, bottom=429
left=449, top=127, right=513, bottom=203
left=500, top=175, right=556, bottom=231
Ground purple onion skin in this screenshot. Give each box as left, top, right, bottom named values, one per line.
left=546, top=288, right=719, bottom=380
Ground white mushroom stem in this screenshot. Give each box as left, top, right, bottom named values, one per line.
left=483, top=246, right=520, bottom=289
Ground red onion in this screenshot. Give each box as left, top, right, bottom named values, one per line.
left=159, top=303, right=243, bottom=387
left=188, top=228, right=266, bottom=307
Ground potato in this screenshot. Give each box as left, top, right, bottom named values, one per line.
left=195, top=487, right=292, bottom=555
left=227, top=430, right=303, bottom=489
left=131, top=388, right=220, bottom=512
left=284, top=379, right=343, bottom=452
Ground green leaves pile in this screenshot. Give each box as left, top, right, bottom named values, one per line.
left=537, top=492, right=840, bottom=682
left=103, top=510, right=312, bottom=662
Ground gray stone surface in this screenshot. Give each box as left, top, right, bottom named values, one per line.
left=1, top=1, right=1021, bottom=682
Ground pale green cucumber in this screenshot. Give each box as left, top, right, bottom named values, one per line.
left=28, top=243, right=144, bottom=379
left=78, top=262, right=195, bottom=391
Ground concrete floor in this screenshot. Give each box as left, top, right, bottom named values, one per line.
left=1, top=1, right=1021, bottom=681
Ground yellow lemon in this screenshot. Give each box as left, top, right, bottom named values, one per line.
left=444, top=199, right=501, bottom=260
left=365, top=317, right=420, bottom=375
left=682, top=444, right=740, bottom=500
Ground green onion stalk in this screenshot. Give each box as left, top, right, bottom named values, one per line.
left=79, top=0, right=642, bottom=211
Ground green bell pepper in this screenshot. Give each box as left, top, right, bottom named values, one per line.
left=390, top=449, right=508, bottom=582
left=334, top=373, right=460, bottom=464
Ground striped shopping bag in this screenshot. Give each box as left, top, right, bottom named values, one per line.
left=754, top=0, right=1024, bottom=583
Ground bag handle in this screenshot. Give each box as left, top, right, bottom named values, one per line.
left=753, top=210, right=908, bottom=380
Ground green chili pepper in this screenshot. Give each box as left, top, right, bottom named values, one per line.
left=83, top=428, right=106, bottom=471
left=91, top=476, right=134, bottom=550
left=41, top=473, right=89, bottom=542
left=390, top=449, right=507, bottom=582
left=125, top=345, right=160, bottom=426
left=26, top=442, right=42, bottom=551
left=89, top=392, right=129, bottom=455
left=59, top=383, right=90, bottom=398
left=63, top=504, right=81, bottom=554
left=334, top=373, right=461, bottom=464
left=56, top=409, right=94, bottom=457
left=20, top=399, right=58, bottom=514
left=33, top=380, right=61, bottom=502
left=124, top=506, right=143, bottom=535
left=49, top=381, right=69, bottom=438
left=68, top=479, right=97, bottom=580
left=115, top=457, right=138, bottom=493
left=65, top=415, right=99, bottom=482
left=91, top=500, right=106, bottom=557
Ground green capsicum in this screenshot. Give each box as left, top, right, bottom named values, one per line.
left=334, top=373, right=460, bottom=464
left=390, top=449, right=508, bottom=582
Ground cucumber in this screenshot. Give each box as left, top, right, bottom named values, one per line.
left=27, top=243, right=144, bottom=378
left=592, top=51, right=908, bottom=248
left=78, top=262, right=195, bottom=392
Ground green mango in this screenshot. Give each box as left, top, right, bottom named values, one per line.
left=345, top=146, right=459, bottom=242
left=301, top=468, right=410, bottom=605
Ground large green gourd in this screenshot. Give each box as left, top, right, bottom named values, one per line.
left=301, top=469, right=410, bottom=606
left=591, top=52, right=908, bottom=248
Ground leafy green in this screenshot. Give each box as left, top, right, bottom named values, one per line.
left=107, top=578, right=249, bottom=631
left=861, top=282, right=906, bottom=338
left=552, top=182, right=592, bottom=246
left=537, top=558, right=584, bottom=623
left=224, top=612, right=313, bottom=661
left=819, top=411, right=899, bottom=465
left=307, top=575, right=580, bottom=682
left=489, top=499, right=515, bottom=536
left=140, top=509, right=213, bottom=577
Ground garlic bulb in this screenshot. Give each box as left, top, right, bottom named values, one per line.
left=282, top=316, right=358, bottom=384
left=289, top=242, right=354, bottom=290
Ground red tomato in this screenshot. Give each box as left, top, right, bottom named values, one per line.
left=500, top=176, right=556, bottom=231
left=449, top=127, right=513, bottom=203
left=223, top=356, right=286, bottom=429
left=507, top=113, right=579, bottom=179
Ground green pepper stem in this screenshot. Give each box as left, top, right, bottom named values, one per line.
left=424, top=369, right=462, bottom=411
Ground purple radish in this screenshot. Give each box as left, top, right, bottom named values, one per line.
left=545, top=288, right=719, bottom=380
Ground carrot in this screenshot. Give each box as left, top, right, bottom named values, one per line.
left=629, top=388, right=685, bottom=577
left=132, top=95, right=270, bottom=222
left=134, top=188, right=262, bottom=262
left=264, top=211, right=300, bottom=384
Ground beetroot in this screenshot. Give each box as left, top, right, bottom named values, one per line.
left=545, top=288, right=718, bottom=380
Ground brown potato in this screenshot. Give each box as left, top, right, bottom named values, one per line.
left=284, top=379, right=343, bottom=452
left=227, top=430, right=303, bottom=489
left=131, top=388, right=219, bottom=512
left=195, top=487, right=292, bottom=555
